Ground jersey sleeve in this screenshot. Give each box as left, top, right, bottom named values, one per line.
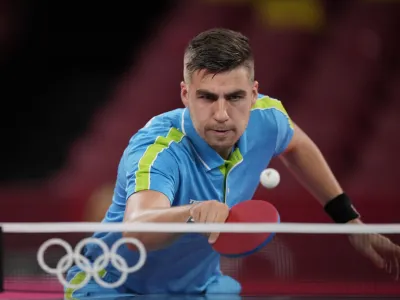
left=255, top=95, right=294, bottom=156
left=124, top=122, right=184, bottom=204
left=272, top=102, right=294, bottom=156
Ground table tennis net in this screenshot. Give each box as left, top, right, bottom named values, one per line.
left=0, top=222, right=399, bottom=297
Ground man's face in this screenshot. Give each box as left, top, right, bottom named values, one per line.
left=181, top=67, right=258, bottom=158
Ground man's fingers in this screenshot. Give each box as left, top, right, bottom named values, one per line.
left=385, top=260, right=391, bottom=273
left=365, top=246, right=385, bottom=269
left=198, top=208, right=207, bottom=223
left=189, top=201, right=229, bottom=244
left=378, top=238, right=400, bottom=260
left=208, top=232, right=220, bottom=244
left=206, top=209, right=218, bottom=223
left=203, top=210, right=218, bottom=240
left=215, top=209, right=228, bottom=223
left=393, top=256, right=399, bottom=281
left=189, top=204, right=201, bottom=222
left=385, top=254, right=400, bottom=281
left=393, top=243, right=400, bottom=257
left=208, top=210, right=227, bottom=244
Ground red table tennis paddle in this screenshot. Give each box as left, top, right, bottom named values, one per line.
left=188, top=200, right=280, bottom=257
left=212, top=200, right=280, bottom=257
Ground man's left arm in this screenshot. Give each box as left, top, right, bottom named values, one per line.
left=279, top=124, right=348, bottom=211
left=279, top=123, right=360, bottom=224
left=276, top=120, right=400, bottom=273
left=267, top=98, right=359, bottom=223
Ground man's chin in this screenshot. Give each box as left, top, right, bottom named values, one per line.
left=206, top=139, right=236, bottom=152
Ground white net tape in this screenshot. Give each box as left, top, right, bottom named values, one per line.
left=3, top=222, right=400, bottom=233
left=36, top=237, right=146, bottom=290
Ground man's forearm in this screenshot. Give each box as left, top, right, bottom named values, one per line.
left=279, top=135, right=343, bottom=206
left=123, top=205, right=192, bottom=251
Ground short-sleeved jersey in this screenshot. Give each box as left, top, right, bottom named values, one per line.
left=80, top=94, right=294, bottom=294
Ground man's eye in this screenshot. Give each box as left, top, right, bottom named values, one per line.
left=229, top=96, right=242, bottom=101
left=198, top=95, right=213, bottom=100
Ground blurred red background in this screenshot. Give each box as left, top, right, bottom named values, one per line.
left=1, top=0, right=399, bottom=296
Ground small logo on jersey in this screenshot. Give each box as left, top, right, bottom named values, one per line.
left=189, top=199, right=203, bottom=204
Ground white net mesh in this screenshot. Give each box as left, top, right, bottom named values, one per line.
left=1, top=222, right=400, bottom=297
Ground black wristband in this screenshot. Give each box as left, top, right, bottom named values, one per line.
left=324, top=193, right=360, bottom=223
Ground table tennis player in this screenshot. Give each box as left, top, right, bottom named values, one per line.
left=65, top=28, right=400, bottom=299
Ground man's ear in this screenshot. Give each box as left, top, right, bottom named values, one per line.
left=251, top=80, right=259, bottom=106
left=181, top=81, right=189, bottom=107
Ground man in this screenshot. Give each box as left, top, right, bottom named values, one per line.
left=65, top=28, right=400, bottom=298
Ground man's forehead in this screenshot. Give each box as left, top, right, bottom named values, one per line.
left=196, top=67, right=250, bottom=80
left=190, top=68, right=252, bottom=91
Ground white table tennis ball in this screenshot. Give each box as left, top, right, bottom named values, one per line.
left=260, top=168, right=280, bottom=189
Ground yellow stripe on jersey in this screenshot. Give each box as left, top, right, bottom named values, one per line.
left=252, top=96, right=294, bottom=129
left=135, top=128, right=185, bottom=192
left=65, top=269, right=107, bottom=300
left=219, top=147, right=244, bottom=203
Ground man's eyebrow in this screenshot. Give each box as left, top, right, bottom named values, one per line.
left=225, top=89, right=247, bottom=97
left=196, top=89, right=218, bottom=99
left=195, top=89, right=247, bottom=97
left=196, top=89, right=216, bottom=95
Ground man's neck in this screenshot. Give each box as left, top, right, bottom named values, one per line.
left=215, top=147, right=233, bottom=161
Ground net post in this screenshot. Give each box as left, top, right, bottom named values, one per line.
left=0, top=226, right=3, bottom=292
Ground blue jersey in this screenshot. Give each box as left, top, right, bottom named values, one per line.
left=74, top=94, right=294, bottom=294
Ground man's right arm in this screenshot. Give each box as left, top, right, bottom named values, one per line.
left=123, top=191, right=230, bottom=250
left=120, top=120, right=188, bottom=250
left=120, top=122, right=228, bottom=251
left=122, top=190, right=192, bottom=251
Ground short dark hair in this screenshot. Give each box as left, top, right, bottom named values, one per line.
left=183, top=28, right=254, bottom=82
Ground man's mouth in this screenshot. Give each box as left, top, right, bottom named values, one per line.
left=210, top=129, right=231, bottom=136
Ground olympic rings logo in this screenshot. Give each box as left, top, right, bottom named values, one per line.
left=37, top=237, right=147, bottom=290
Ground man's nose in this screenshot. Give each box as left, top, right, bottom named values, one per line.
left=213, top=99, right=229, bottom=123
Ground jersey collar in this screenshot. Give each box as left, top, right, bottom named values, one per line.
left=181, top=108, right=248, bottom=171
